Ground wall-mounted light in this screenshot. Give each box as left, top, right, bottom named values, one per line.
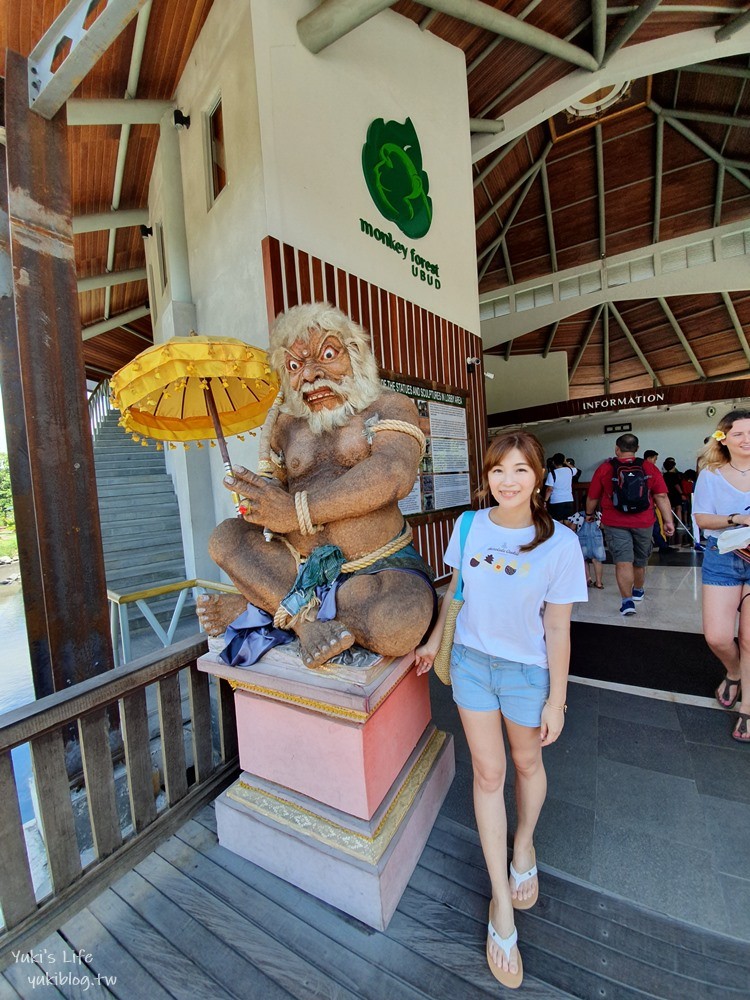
left=173, top=109, right=191, bottom=129
left=140, top=224, right=153, bottom=238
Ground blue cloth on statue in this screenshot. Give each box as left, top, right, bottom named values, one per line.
left=279, top=544, right=345, bottom=620
left=219, top=583, right=340, bottom=668
left=218, top=535, right=436, bottom=669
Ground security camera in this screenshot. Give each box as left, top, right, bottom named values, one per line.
left=484, top=371, right=495, bottom=380
left=466, top=356, right=481, bottom=366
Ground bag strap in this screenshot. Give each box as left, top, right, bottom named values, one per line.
left=454, top=510, right=477, bottom=602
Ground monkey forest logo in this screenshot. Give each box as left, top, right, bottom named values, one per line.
left=361, top=117, right=433, bottom=239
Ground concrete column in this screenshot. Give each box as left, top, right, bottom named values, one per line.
left=156, top=111, right=218, bottom=581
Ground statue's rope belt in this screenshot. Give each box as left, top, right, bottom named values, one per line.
left=272, top=524, right=415, bottom=630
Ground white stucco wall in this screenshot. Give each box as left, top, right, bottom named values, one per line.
left=522, top=400, right=738, bottom=482
left=251, top=0, right=480, bottom=335
left=484, top=353, right=569, bottom=413
left=146, top=0, right=480, bottom=559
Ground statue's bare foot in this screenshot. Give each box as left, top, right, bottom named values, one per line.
left=296, top=619, right=355, bottom=668
left=196, top=593, right=248, bottom=636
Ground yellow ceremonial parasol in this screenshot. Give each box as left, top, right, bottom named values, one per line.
left=110, top=333, right=279, bottom=480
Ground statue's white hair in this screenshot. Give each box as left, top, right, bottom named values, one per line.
left=269, top=303, right=382, bottom=432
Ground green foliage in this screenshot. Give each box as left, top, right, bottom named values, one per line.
left=0, top=453, right=16, bottom=529
left=0, top=535, right=17, bottom=559
left=361, top=118, right=433, bottom=239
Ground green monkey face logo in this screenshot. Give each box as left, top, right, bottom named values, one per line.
left=362, top=118, right=433, bottom=239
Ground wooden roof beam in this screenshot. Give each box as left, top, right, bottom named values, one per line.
left=650, top=100, right=750, bottom=192
left=540, top=160, right=558, bottom=273
left=66, top=99, right=171, bottom=125
left=722, top=291, right=750, bottom=367
left=570, top=305, right=605, bottom=380
left=468, top=0, right=545, bottom=74
left=72, top=209, right=149, bottom=234
left=28, top=0, right=148, bottom=119
left=542, top=321, right=560, bottom=358
left=477, top=144, right=552, bottom=279
left=77, top=268, right=147, bottom=293
left=592, top=0, right=608, bottom=65
left=657, top=297, right=707, bottom=379
left=473, top=135, right=524, bottom=189
left=653, top=115, right=664, bottom=243
left=608, top=302, right=661, bottom=386
left=661, top=108, right=750, bottom=129
left=476, top=156, right=544, bottom=229
left=682, top=61, right=750, bottom=80
left=716, top=7, right=750, bottom=41
left=473, top=23, right=750, bottom=161
left=475, top=18, right=591, bottom=119
left=82, top=306, right=151, bottom=341
left=595, top=124, right=606, bottom=259
left=600, top=0, right=664, bottom=68
left=300, top=0, right=598, bottom=69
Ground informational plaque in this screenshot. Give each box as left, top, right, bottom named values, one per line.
left=381, top=376, right=471, bottom=515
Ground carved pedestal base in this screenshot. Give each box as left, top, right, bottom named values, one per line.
left=198, top=647, right=455, bottom=930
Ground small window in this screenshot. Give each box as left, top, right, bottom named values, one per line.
left=147, top=264, right=158, bottom=322
left=155, top=223, right=168, bottom=291
left=208, top=97, right=227, bottom=201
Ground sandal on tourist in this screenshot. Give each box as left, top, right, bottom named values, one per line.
left=510, top=857, right=538, bottom=910
left=486, top=918, right=523, bottom=990
left=732, top=713, right=750, bottom=743
left=716, top=676, right=742, bottom=709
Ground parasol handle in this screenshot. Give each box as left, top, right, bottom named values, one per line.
left=205, top=380, right=241, bottom=514
left=205, top=382, right=231, bottom=467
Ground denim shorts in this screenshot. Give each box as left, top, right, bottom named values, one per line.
left=450, top=643, right=550, bottom=727
left=701, top=536, right=750, bottom=587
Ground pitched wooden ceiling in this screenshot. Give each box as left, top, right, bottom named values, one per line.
left=2, top=1, right=750, bottom=398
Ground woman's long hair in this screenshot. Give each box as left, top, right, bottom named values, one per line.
left=479, top=431, right=554, bottom=552
left=700, top=409, right=750, bottom=471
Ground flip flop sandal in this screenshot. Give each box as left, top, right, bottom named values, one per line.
left=510, top=859, right=538, bottom=910
left=595, top=583, right=604, bottom=589
left=732, top=713, right=750, bottom=743
left=486, top=918, right=523, bottom=990
left=716, top=676, right=742, bottom=709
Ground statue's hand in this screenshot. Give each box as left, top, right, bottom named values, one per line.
left=225, top=466, right=297, bottom=533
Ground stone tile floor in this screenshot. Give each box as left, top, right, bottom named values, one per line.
left=431, top=676, right=750, bottom=942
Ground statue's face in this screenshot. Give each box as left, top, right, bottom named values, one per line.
left=284, top=329, right=354, bottom=412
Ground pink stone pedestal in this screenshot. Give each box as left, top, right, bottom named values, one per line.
left=199, top=647, right=455, bottom=930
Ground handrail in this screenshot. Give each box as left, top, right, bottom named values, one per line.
left=88, top=377, right=113, bottom=441
left=108, top=578, right=241, bottom=666
left=0, top=633, right=239, bottom=965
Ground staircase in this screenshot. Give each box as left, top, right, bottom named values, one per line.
left=93, top=411, right=193, bottom=638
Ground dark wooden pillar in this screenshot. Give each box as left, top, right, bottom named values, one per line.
left=1, top=50, right=114, bottom=696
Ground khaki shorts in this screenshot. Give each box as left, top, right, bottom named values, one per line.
left=603, top=525, right=653, bottom=566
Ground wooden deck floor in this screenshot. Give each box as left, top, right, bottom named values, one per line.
left=2, top=803, right=748, bottom=1000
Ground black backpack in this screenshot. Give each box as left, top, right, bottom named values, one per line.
left=610, top=458, right=650, bottom=514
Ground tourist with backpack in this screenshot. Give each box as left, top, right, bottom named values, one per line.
left=585, top=433, right=675, bottom=617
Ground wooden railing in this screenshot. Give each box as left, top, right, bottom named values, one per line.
left=87, top=377, right=113, bottom=441
left=109, top=578, right=240, bottom=665
left=0, top=634, right=238, bottom=966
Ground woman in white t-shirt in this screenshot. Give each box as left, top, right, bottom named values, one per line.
left=693, top=409, right=750, bottom=742
left=544, top=452, right=577, bottom=522
left=415, top=431, right=588, bottom=989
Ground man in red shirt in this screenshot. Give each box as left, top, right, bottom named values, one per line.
left=586, top=434, right=675, bottom=616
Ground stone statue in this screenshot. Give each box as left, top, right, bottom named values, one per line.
left=197, top=302, right=435, bottom=669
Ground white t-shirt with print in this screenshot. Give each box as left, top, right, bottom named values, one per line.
left=444, top=509, right=588, bottom=667
left=545, top=466, right=576, bottom=503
